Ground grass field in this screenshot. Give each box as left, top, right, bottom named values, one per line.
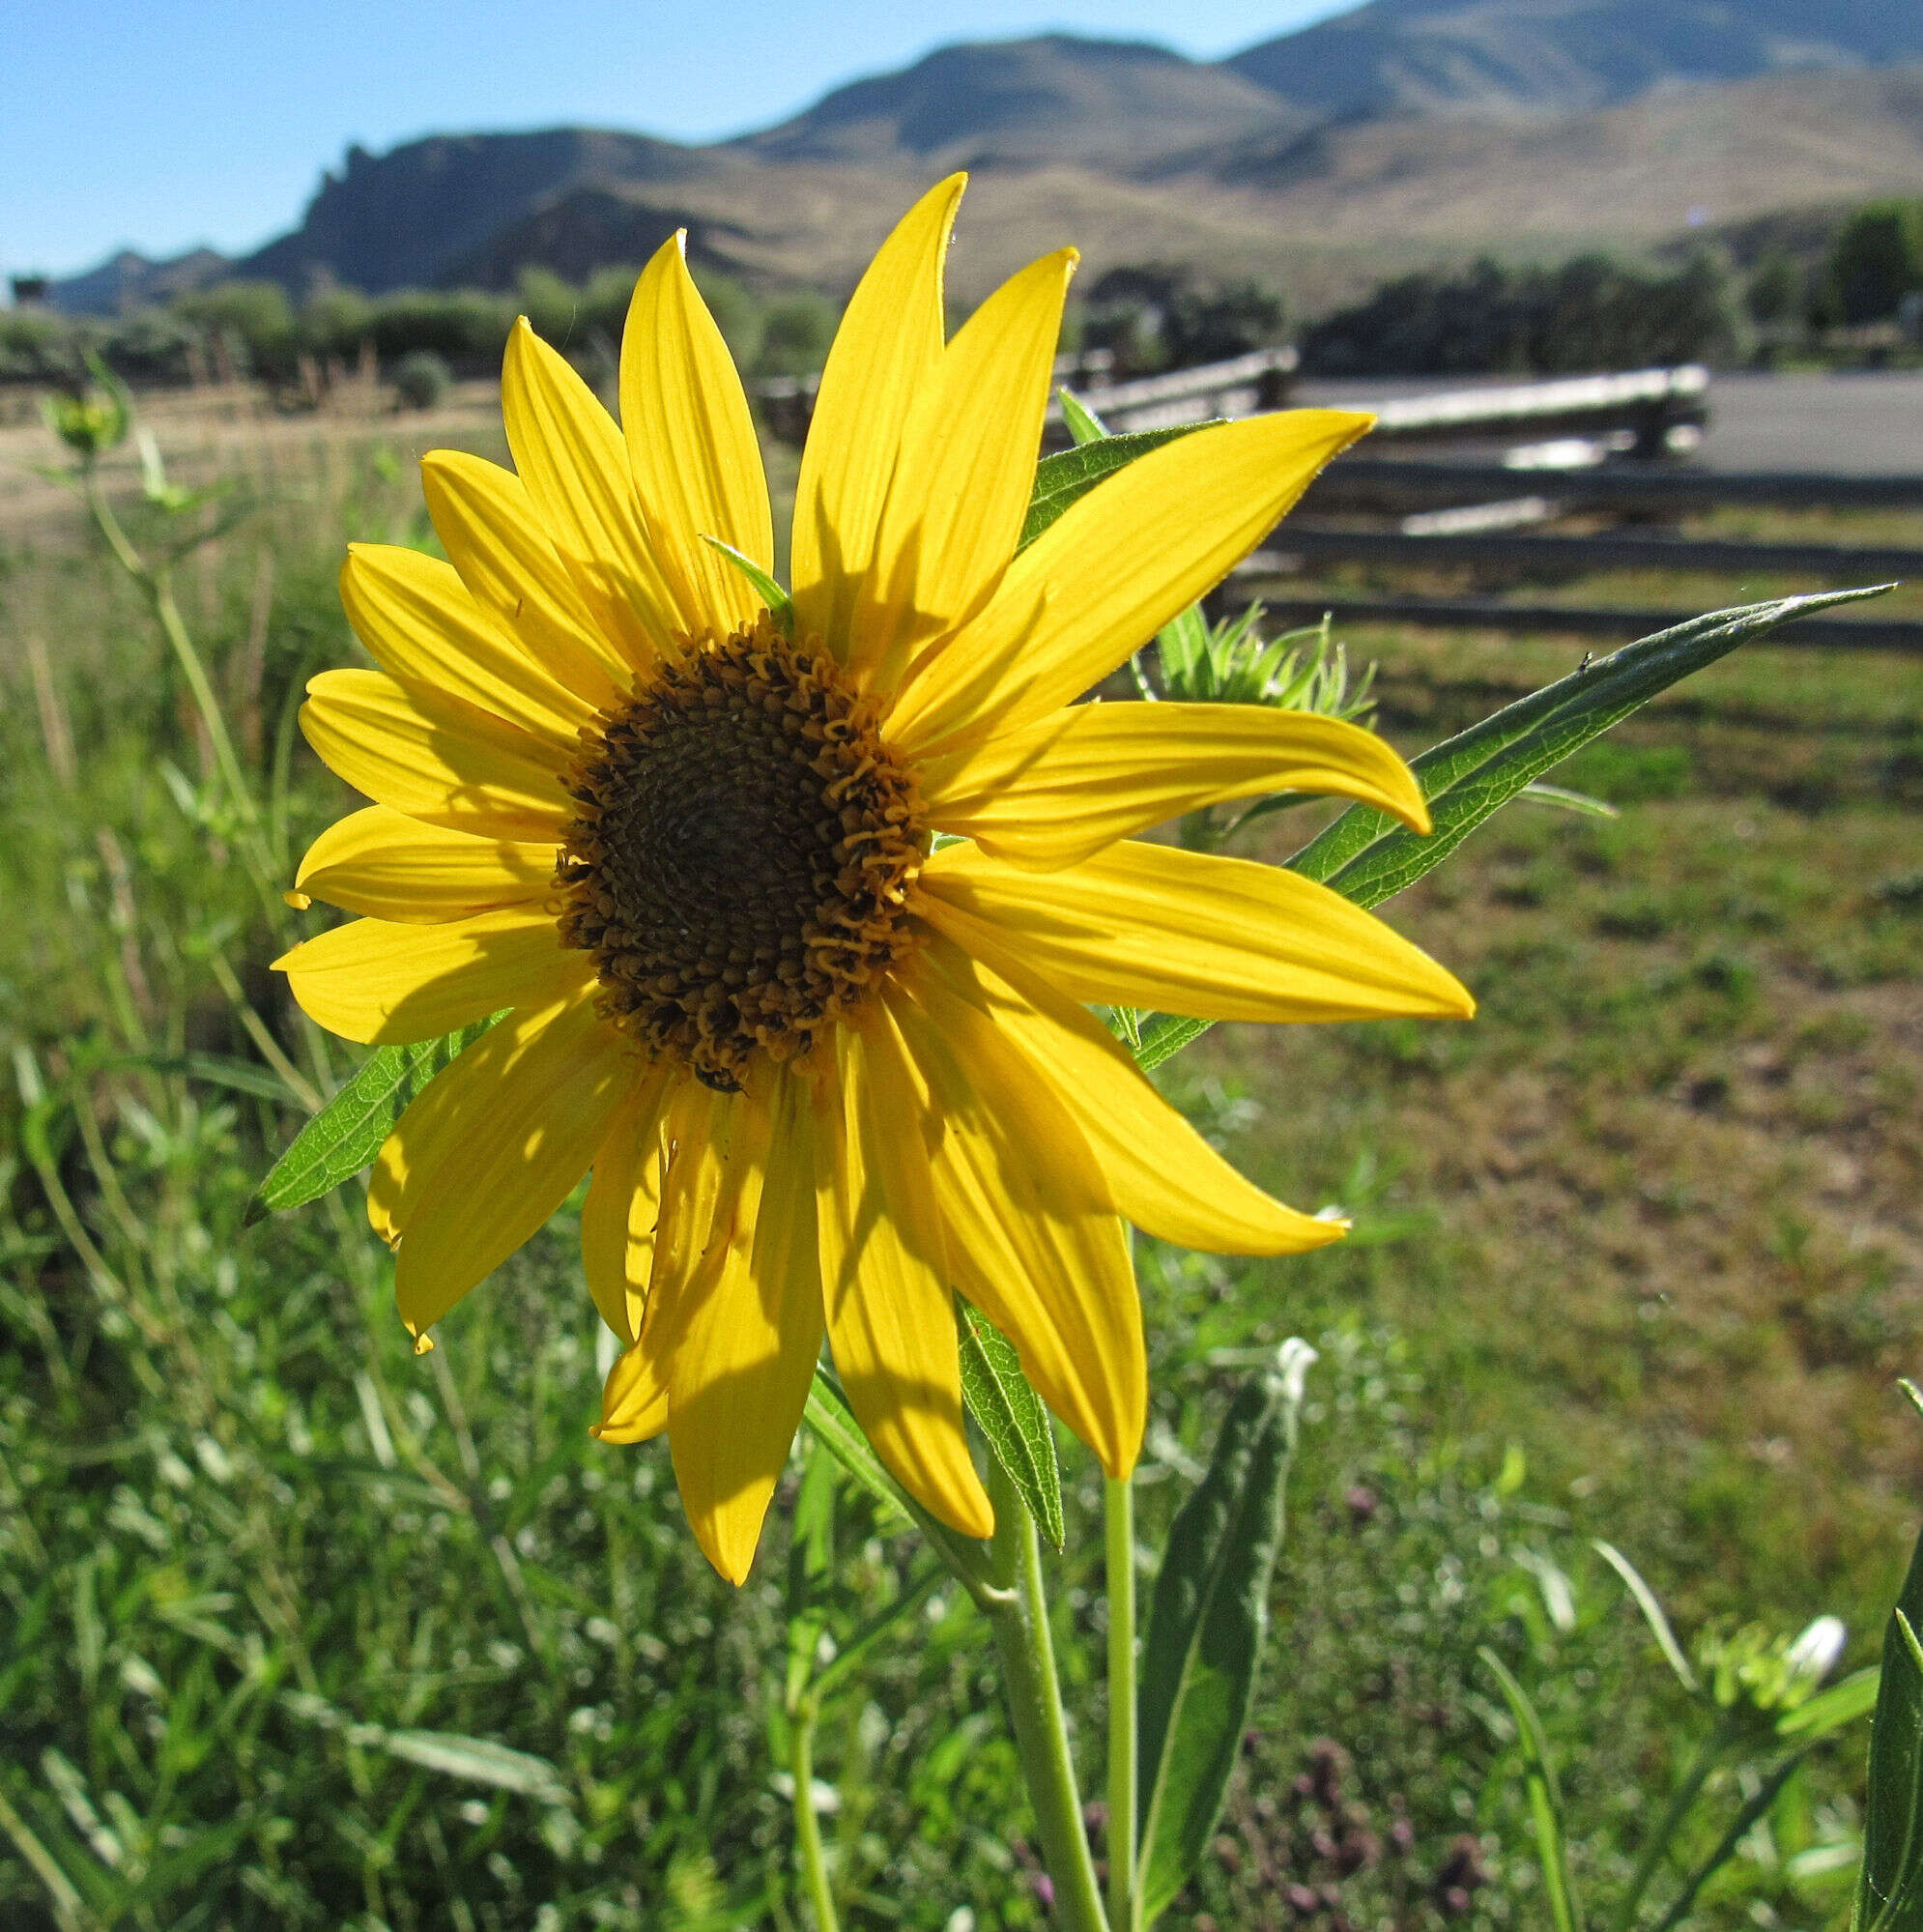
left=1, top=407, right=1917, bottom=1931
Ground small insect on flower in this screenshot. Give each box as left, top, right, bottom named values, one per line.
left=276, top=176, right=1473, bottom=1582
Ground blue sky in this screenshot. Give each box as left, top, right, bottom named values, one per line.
left=3, top=1, right=1360, bottom=281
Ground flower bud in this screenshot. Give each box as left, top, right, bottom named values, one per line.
left=45, top=384, right=129, bottom=460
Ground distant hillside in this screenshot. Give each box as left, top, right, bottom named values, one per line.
left=1229, top=0, right=1923, bottom=120
left=442, top=190, right=748, bottom=290
left=1173, top=61, right=1923, bottom=240
left=50, top=248, right=229, bottom=316
left=736, top=35, right=1299, bottom=171
left=239, top=129, right=740, bottom=296
left=40, top=10, right=1923, bottom=321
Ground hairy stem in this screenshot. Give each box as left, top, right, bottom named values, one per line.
left=983, top=1456, right=1109, bottom=1932
left=1105, top=1472, right=1139, bottom=1932
left=789, top=1700, right=839, bottom=1932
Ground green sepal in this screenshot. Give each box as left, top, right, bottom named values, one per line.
left=700, top=533, right=793, bottom=636
left=1056, top=387, right=1110, bottom=447
left=957, top=1301, right=1064, bottom=1551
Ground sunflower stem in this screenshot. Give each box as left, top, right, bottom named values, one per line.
left=788, top=1695, right=840, bottom=1932
left=983, top=1456, right=1109, bottom=1932
left=1105, top=1472, right=1138, bottom=1932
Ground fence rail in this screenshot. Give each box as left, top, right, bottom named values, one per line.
left=1041, top=347, right=1298, bottom=440
left=1350, top=365, right=1709, bottom=454
left=1305, top=462, right=1923, bottom=514
left=1214, top=588, right=1923, bottom=653
left=760, top=350, right=1917, bottom=649
left=1256, top=529, right=1923, bottom=582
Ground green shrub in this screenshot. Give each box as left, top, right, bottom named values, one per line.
left=389, top=347, right=452, bottom=410
left=754, top=292, right=838, bottom=377
left=173, top=280, right=298, bottom=378
left=1303, top=250, right=1742, bottom=377
left=362, top=288, right=517, bottom=371
left=1829, top=199, right=1923, bottom=325
left=296, top=285, right=375, bottom=360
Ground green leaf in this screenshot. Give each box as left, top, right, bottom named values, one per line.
left=700, top=533, right=793, bottom=635
left=1289, top=587, right=1890, bottom=911
left=1856, top=1514, right=1923, bottom=1932
left=246, top=1014, right=505, bottom=1224
left=1135, top=1339, right=1314, bottom=1926
left=957, top=1301, right=1064, bottom=1551
left=802, top=1368, right=911, bottom=1529
left=1593, top=1540, right=1699, bottom=1694
left=281, top=1692, right=571, bottom=1804
left=1779, top=1666, right=1879, bottom=1742
left=1134, top=1014, right=1211, bottom=1073
left=804, top=1366, right=1010, bottom=1608
left=1127, top=588, right=1891, bottom=1077
left=1019, top=423, right=1215, bottom=554
left=1517, top=781, right=1621, bottom=820
left=378, top=1729, right=572, bottom=1803
left=1479, top=1647, right=1585, bottom=1932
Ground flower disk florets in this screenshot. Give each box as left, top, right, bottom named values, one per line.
left=557, top=613, right=924, bottom=1090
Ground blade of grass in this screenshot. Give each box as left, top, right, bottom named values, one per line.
left=1480, top=1647, right=1584, bottom=1932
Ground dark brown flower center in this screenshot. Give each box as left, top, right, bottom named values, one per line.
left=556, top=615, right=923, bottom=1090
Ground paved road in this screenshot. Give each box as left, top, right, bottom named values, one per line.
left=1296, top=369, right=1923, bottom=475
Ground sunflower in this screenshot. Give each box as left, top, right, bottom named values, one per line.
left=277, top=176, right=1473, bottom=1583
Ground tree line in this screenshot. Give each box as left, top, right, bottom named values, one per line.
left=6, top=197, right=1918, bottom=399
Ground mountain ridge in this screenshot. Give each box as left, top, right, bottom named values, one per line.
left=40, top=0, right=1923, bottom=315
left=1227, top=0, right=1923, bottom=120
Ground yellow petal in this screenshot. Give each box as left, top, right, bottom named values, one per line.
left=501, top=317, right=694, bottom=664
left=651, top=1078, right=732, bottom=1314
left=295, top=806, right=558, bottom=924
left=790, top=176, right=964, bottom=658
left=920, top=701, right=1429, bottom=867
left=849, top=247, right=1077, bottom=692
left=274, top=907, right=589, bottom=1046
left=420, top=450, right=633, bottom=709
left=922, top=840, right=1475, bottom=1026
left=595, top=1334, right=671, bottom=1445
left=339, top=542, right=594, bottom=742
left=580, top=1061, right=676, bottom=1344
left=371, top=991, right=631, bottom=1341
left=919, top=933, right=1341, bottom=1256
left=593, top=1074, right=719, bottom=1444
left=621, top=235, right=772, bottom=633
left=301, top=667, right=573, bottom=841
left=669, top=1071, right=823, bottom=1584
left=815, top=1018, right=994, bottom=1540
left=884, top=983, right=1143, bottom=1478
left=886, top=409, right=1373, bottom=757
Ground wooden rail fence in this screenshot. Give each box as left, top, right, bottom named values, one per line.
left=758, top=354, right=1918, bottom=650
